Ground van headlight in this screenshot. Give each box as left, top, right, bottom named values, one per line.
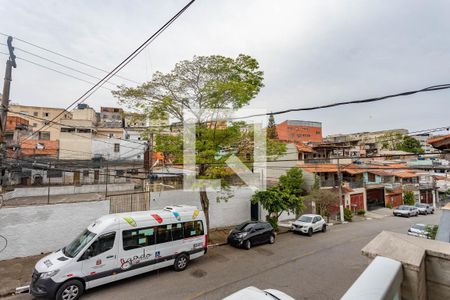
left=40, top=269, right=60, bottom=279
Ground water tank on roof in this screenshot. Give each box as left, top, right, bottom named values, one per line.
left=77, top=103, right=88, bottom=109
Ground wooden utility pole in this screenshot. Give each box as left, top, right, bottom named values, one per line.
left=0, top=36, right=17, bottom=188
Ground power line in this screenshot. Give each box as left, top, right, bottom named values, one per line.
left=230, top=83, right=450, bottom=120
left=0, top=32, right=140, bottom=85
left=23, top=0, right=196, bottom=142
left=0, top=51, right=113, bottom=91
left=0, top=43, right=120, bottom=86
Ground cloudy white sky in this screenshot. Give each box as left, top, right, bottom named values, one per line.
left=1, top=0, right=449, bottom=136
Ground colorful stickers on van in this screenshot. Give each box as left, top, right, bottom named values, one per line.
left=123, top=216, right=137, bottom=227
left=151, top=214, right=163, bottom=224
left=173, top=211, right=181, bottom=221
left=192, top=209, right=199, bottom=220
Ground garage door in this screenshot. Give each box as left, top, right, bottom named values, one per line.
left=350, top=193, right=364, bottom=211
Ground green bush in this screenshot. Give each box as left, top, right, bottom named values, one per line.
left=425, top=225, right=439, bottom=240
left=403, top=191, right=415, bottom=206
left=344, top=208, right=353, bottom=222
left=356, top=209, right=366, bottom=216
left=386, top=203, right=392, bottom=209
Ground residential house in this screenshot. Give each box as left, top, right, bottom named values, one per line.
left=9, top=103, right=72, bottom=140
left=59, top=104, right=97, bottom=160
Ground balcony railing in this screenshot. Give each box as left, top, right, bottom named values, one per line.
left=384, top=183, right=401, bottom=191
left=341, top=256, right=402, bottom=300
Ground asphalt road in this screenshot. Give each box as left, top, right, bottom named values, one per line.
left=6, top=211, right=441, bottom=300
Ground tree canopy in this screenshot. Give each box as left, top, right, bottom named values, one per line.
left=113, top=54, right=275, bottom=230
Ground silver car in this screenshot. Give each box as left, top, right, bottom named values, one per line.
left=393, top=205, right=419, bottom=217
left=291, top=214, right=327, bottom=236
left=408, top=223, right=429, bottom=239
left=414, top=203, right=434, bottom=215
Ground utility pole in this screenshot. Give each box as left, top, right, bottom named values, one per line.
left=0, top=36, right=17, bottom=188
left=337, top=157, right=344, bottom=223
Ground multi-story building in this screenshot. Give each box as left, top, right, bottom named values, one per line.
left=411, top=133, right=436, bottom=153
left=276, top=120, right=322, bottom=144
left=9, top=104, right=72, bottom=140
left=99, top=107, right=123, bottom=128
left=59, top=104, right=97, bottom=160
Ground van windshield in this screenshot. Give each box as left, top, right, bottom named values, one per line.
left=62, top=229, right=96, bottom=258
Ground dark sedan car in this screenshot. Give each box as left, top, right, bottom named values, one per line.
left=227, top=221, right=275, bottom=250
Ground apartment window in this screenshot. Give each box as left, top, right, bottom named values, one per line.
left=109, top=133, right=115, bottom=138
left=61, top=127, right=75, bottom=132
left=316, top=131, right=321, bottom=134
left=33, top=112, right=38, bottom=116
left=32, top=123, right=37, bottom=127
left=368, top=173, right=376, bottom=182
left=83, top=170, right=89, bottom=177
left=114, top=143, right=120, bottom=152
left=38, top=131, right=50, bottom=140
left=78, top=129, right=91, bottom=133
left=297, top=134, right=302, bottom=138
left=43, top=112, right=49, bottom=117
left=116, top=170, right=124, bottom=176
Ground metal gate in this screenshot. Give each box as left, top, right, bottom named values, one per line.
left=109, top=191, right=150, bottom=213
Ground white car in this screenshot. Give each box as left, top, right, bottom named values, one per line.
left=393, top=205, right=419, bottom=217
left=407, top=223, right=429, bottom=239
left=414, top=203, right=434, bottom=215
left=291, top=214, right=327, bottom=236
left=223, top=286, right=295, bottom=300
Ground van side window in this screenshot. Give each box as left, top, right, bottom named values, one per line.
left=123, top=227, right=155, bottom=251
left=171, top=223, right=184, bottom=241
left=184, top=221, right=204, bottom=238
left=84, top=232, right=116, bottom=258
left=156, top=224, right=172, bottom=244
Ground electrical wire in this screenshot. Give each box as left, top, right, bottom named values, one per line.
left=0, top=32, right=140, bottom=84
left=231, top=83, right=450, bottom=120
left=0, top=51, right=113, bottom=91
left=0, top=43, right=120, bottom=86
left=22, top=0, right=196, bottom=142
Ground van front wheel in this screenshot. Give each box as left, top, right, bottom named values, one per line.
left=56, top=279, right=84, bottom=300
left=174, top=254, right=189, bottom=272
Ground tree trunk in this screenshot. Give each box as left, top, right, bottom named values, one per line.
left=199, top=188, right=210, bottom=233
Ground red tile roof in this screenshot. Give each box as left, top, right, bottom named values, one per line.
left=428, top=134, right=450, bottom=144
left=295, top=143, right=314, bottom=153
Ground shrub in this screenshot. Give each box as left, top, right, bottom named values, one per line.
left=356, top=209, right=366, bottom=216
left=425, top=225, right=439, bottom=240
left=386, top=203, right=392, bottom=209
left=344, top=208, right=353, bottom=222
left=404, top=191, right=415, bottom=206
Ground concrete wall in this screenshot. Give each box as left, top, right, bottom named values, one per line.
left=92, top=138, right=146, bottom=161
left=0, top=201, right=109, bottom=260
left=3, top=183, right=135, bottom=200
left=149, top=187, right=254, bottom=229
left=362, top=231, right=450, bottom=300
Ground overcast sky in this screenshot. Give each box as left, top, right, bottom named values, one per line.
left=1, top=0, right=449, bottom=136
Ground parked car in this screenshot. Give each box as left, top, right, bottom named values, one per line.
left=407, top=223, right=430, bottom=239
left=393, top=205, right=419, bottom=217
left=291, top=214, right=326, bottom=236
left=414, top=203, right=434, bottom=215
left=227, top=221, right=275, bottom=250
left=223, top=286, right=295, bottom=300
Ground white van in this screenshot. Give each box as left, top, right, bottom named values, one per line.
left=30, top=205, right=208, bottom=300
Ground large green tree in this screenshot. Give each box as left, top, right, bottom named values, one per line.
left=251, top=167, right=305, bottom=229
left=113, top=54, right=272, bottom=230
